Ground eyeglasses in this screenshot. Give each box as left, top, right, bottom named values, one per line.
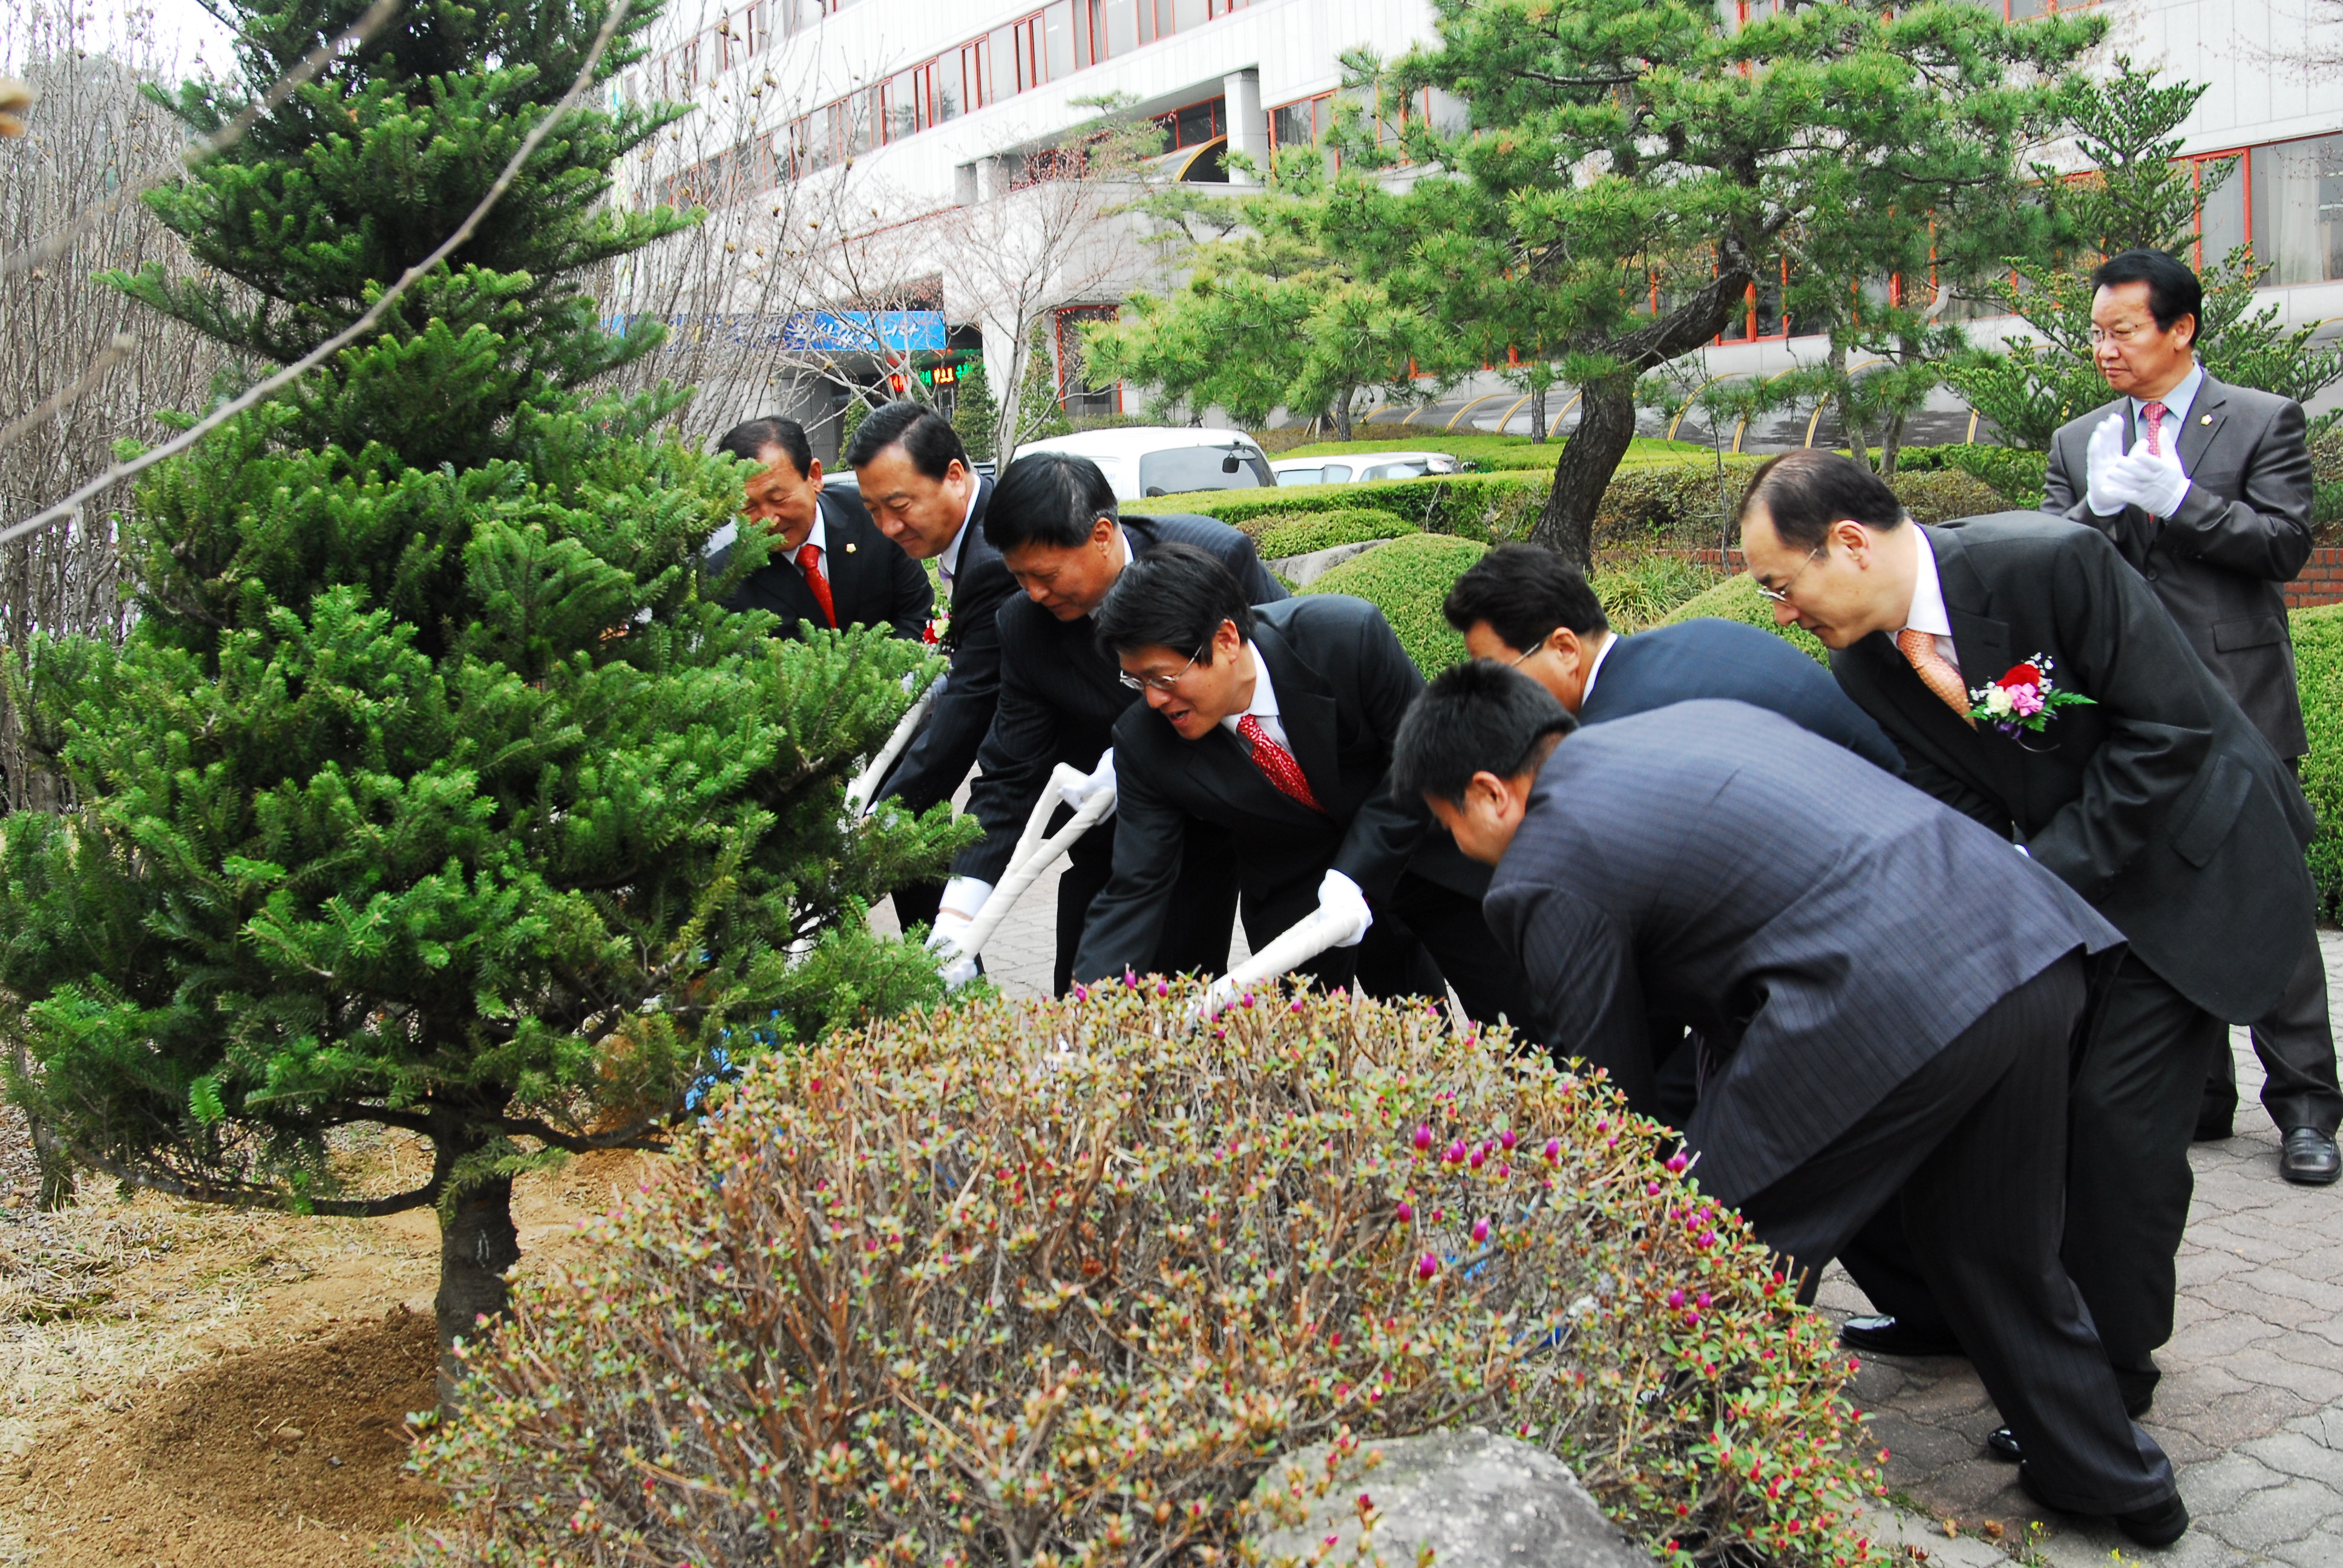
left=2088, top=324, right=2146, bottom=347
left=1753, top=544, right=1826, bottom=604
left=1510, top=638, right=1552, bottom=668
left=1119, top=646, right=1206, bottom=693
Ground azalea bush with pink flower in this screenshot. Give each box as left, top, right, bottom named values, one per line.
left=409, top=981, right=1884, bottom=1568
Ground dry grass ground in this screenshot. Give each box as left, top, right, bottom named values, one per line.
left=0, top=1102, right=654, bottom=1566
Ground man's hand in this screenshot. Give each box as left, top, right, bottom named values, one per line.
left=2083, top=413, right=2130, bottom=516
left=1317, top=869, right=1372, bottom=949
left=926, top=875, right=993, bottom=988
left=2105, top=436, right=2191, bottom=518
left=1060, top=749, right=1116, bottom=809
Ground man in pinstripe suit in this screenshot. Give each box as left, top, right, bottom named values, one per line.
left=1392, top=666, right=2187, bottom=1547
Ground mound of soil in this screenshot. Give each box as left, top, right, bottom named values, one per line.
left=2, top=1306, right=442, bottom=1567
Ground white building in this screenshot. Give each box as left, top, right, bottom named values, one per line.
left=617, top=0, right=2343, bottom=451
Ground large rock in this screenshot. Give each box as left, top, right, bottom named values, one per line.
left=1265, top=538, right=1387, bottom=586
left=1244, top=1427, right=1648, bottom=1566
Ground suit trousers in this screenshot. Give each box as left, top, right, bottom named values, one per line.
left=1842, top=950, right=2224, bottom=1414
left=1254, top=871, right=1536, bottom=1040
left=2203, top=923, right=2343, bottom=1137
left=1740, top=955, right=2177, bottom=1515
left=891, top=880, right=944, bottom=936
left=1055, top=812, right=1239, bottom=996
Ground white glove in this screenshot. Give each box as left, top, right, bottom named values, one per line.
left=1316, top=869, right=1372, bottom=949
left=2083, top=413, right=2129, bottom=516
left=1060, top=748, right=1116, bottom=809
left=2106, top=436, right=2191, bottom=518
left=925, top=876, right=993, bottom=988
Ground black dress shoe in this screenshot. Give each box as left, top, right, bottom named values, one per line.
left=2194, top=1114, right=2234, bottom=1142
left=1840, top=1314, right=1963, bottom=1357
left=1987, top=1425, right=2023, bottom=1462
left=2112, top=1493, right=2191, bottom=1547
left=2282, top=1126, right=2341, bottom=1186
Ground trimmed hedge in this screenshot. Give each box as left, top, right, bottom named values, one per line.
left=1896, top=444, right=2050, bottom=510
left=1657, top=572, right=1832, bottom=665
left=2296, top=603, right=2343, bottom=916
left=1162, top=459, right=2016, bottom=554
left=1257, top=508, right=1418, bottom=560
left=1302, top=533, right=1488, bottom=675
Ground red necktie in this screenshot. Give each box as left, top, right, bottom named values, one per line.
left=2141, top=400, right=2167, bottom=457
left=795, top=542, right=836, bottom=627
left=1239, top=713, right=1327, bottom=813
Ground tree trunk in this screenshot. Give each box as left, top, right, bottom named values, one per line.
left=1830, top=343, right=1869, bottom=470
left=1879, top=408, right=1907, bottom=480
left=1332, top=386, right=1355, bottom=442
left=1529, top=384, right=1549, bottom=443
left=1527, top=374, right=1637, bottom=572
left=428, top=1105, right=522, bottom=1406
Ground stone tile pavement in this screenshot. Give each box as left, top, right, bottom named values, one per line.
left=879, top=866, right=2343, bottom=1564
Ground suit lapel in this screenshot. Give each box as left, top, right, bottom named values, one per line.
left=1253, top=620, right=1342, bottom=806
left=2178, top=373, right=2227, bottom=475
left=1922, top=525, right=2031, bottom=802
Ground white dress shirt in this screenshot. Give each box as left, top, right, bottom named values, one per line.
left=1219, top=642, right=1293, bottom=752
left=1902, top=525, right=1960, bottom=668
left=1577, top=630, right=1618, bottom=705
left=936, top=480, right=981, bottom=588
left=788, top=506, right=828, bottom=581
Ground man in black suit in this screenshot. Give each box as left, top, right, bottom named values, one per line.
left=707, top=416, right=932, bottom=640
left=1442, top=544, right=1902, bottom=771
left=940, top=453, right=1288, bottom=994
left=1738, top=449, right=2318, bottom=1434
left=842, top=404, right=1018, bottom=935
left=1390, top=667, right=2184, bottom=1546
left=1071, top=545, right=1532, bottom=1028
left=2039, top=248, right=2340, bottom=1183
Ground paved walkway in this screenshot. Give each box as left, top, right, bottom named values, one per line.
left=891, top=869, right=2343, bottom=1564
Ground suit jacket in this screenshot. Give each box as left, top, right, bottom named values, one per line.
left=2042, top=374, right=2315, bottom=757
left=1581, top=617, right=1905, bottom=776
left=953, top=514, right=1288, bottom=884
left=710, top=488, right=932, bottom=641
left=1486, top=700, right=2123, bottom=1206
left=1072, top=595, right=1483, bottom=983
left=1832, top=514, right=2315, bottom=1022
left=877, top=477, right=1018, bottom=816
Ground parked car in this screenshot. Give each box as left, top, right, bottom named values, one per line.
left=1011, top=426, right=1273, bottom=501
left=1271, top=450, right=1461, bottom=486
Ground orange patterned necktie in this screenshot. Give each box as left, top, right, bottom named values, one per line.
left=2140, top=399, right=2167, bottom=456
left=795, top=542, right=837, bottom=627
left=1239, top=714, right=1328, bottom=813
left=1896, top=628, right=1974, bottom=727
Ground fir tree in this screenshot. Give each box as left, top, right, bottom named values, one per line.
left=0, top=0, right=968, bottom=1400
left=949, top=358, right=999, bottom=462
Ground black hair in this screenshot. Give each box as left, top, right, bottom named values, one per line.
left=985, top=451, right=1119, bottom=553
left=716, top=415, right=814, bottom=479
left=844, top=400, right=969, bottom=480
left=2091, top=248, right=2203, bottom=336
left=1093, top=541, right=1254, bottom=664
left=1392, top=661, right=1577, bottom=805
left=1738, top=448, right=1907, bottom=553
left=1442, top=544, right=1609, bottom=648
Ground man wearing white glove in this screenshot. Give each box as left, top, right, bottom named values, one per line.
left=924, top=875, right=990, bottom=988
left=1071, top=544, right=1534, bottom=1036
left=2042, top=249, right=2339, bottom=1187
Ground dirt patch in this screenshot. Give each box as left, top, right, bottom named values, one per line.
left=0, top=1114, right=656, bottom=1566
left=1, top=1308, right=440, bottom=1567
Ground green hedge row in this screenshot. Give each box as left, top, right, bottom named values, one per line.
left=1253, top=509, right=1420, bottom=560
left=1299, top=534, right=1489, bottom=675
left=1158, top=460, right=2015, bottom=554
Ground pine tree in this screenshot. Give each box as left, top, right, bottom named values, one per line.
left=0, top=0, right=968, bottom=1400
left=949, top=358, right=998, bottom=462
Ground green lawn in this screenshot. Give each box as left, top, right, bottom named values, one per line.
left=1267, top=433, right=1709, bottom=471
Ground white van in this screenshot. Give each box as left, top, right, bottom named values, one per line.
left=1011, top=426, right=1274, bottom=503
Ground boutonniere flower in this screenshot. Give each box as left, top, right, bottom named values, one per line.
left=1967, top=653, right=2095, bottom=735
left=923, top=610, right=951, bottom=647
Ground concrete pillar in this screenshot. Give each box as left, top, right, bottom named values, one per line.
left=1224, top=68, right=1265, bottom=184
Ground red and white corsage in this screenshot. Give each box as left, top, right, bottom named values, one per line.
left=1967, top=653, right=2094, bottom=736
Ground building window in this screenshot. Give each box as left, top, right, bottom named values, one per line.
left=2252, top=134, right=2343, bottom=286
left=1270, top=93, right=1331, bottom=149
left=2191, top=149, right=2249, bottom=269
left=1156, top=96, right=1225, bottom=150
left=1057, top=304, right=1121, bottom=417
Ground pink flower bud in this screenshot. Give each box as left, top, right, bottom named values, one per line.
left=1417, top=1253, right=1439, bottom=1281
left=1444, top=1140, right=1467, bottom=1165
left=1665, top=1152, right=1689, bottom=1174
left=1646, top=1181, right=1662, bottom=1195
left=1499, top=1129, right=1518, bottom=1152
left=1072, top=984, right=1089, bottom=1002
left=1240, top=992, right=1255, bottom=1008
left=1414, top=1125, right=1434, bottom=1152
left=1470, top=1217, right=1490, bottom=1244
left=1695, top=1292, right=1712, bottom=1309
left=1667, top=1289, right=1685, bottom=1309
left=1155, top=980, right=1169, bottom=997
left=1468, top=1145, right=1486, bottom=1169
left=1542, top=1138, right=1561, bottom=1165
left=1394, top=1201, right=1414, bottom=1223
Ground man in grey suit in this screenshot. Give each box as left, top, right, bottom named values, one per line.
left=1391, top=667, right=2186, bottom=1546
left=2040, top=248, right=2341, bottom=1183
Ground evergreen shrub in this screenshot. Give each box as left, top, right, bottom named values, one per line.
left=413, top=981, right=1881, bottom=1568
left=1301, top=534, right=1489, bottom=675
left=1256, top=509, right=1418, bottom=560
left=2293, top=604, right=2343, bottom=916
left=1593, top=554, right=1727, bottom=631
left=1659, top=575, right=1832, bottom=665
left=1893, top=445, right=2050, bottom=510
left=1155, top=474, right=1548, bottom=543
left=2312, top=426, right=2343, bottom=532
